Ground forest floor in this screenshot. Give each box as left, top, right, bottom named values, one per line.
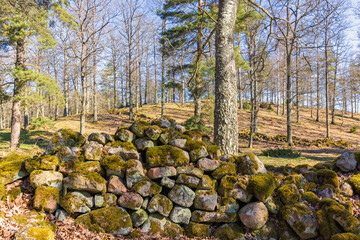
left=1, top=100, right=359, bottom=167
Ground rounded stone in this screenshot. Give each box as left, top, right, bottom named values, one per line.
left=239, top=202, right=268, bottom=230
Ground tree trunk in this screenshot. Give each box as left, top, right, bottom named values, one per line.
left=10, top=40, right=26, bottom=150
left=214, top=0, right=238, bottom=155
left=154, top=35, right=158, bottom=104
left=161, top=19, right=166, bottom=116
left=316, top=38, right=320, bottom=122
left=93, top=50, right=98, bottom=122
left=325, top=27, right=330, bottom=138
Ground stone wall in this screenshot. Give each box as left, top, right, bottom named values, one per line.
left=1, top=117, right=360, bottom=240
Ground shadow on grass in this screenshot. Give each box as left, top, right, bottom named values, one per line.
left=0, top=130, right=52, bottom=149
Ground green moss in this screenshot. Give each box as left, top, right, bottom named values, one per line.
left=111, top=141, right=136, bottom=151
left=75, top=206, right=132, bottom=234
left=129, top=229, right=143, bottom=239
left=0, top=153, right=30, bottom=185
left=7, top=186, right=21, bottom=202
left=316, top=209, right=335, bottom=239
left=25, top=155, right=59, bottom=173
left=184, top=129, right=203, bottom=140
left=60, top=193, right=86, bottom=214
left=34, top=220, right=57, bottom=231
left=146, top=145, right=189, bottom=167
left=353, top=151, right=360, bottom=165
left=0, top=184, right=5, bottom=200
left=207, top=145, right=222, bottom=160
left=317, top=169, right=339, bottom=189
left=213, top=223, right=244, bottom=240
left=27, top=226, right=54, bottom=240
left=218, top=176, right=237, bottom=197
left=132, top=179, right=162, bottom=197
left=302, top=191, right=320, bottom=205
left=52, top=128, right=85, bottom=146
left=326, top=204, right=360, bottom=233
left=59, top=158, right=101, bottom=175
left=11, top=215, right=28, bottom=225
left=284, top=174, right=306, bottom=188
left=330, top=233, right=360, bottom=240
left=187, top=140, right=206, bottom=151
left=211, top=162, right=236, bottom=180
left=247, top=173, right=276, bottom=202
left=278, top=184, right=300, bottom=204
left=130, top=121, right=151, bottom=137
left=348, top=174, right=360, bottom=195
left=185, top=222, right=210, bottom=238
left=235, top=152, right=261, bottom=175
left=33, top=186, right=60, bottom=212
left=303, top=182, right=317, bottom=192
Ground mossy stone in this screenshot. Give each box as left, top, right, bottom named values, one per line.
left=59, top=159, right=101, bottom=175
left=6, top=186, right=22, bottom=202
left=198, top=175, right=215, bottom=190
left=65, top=172, right=106, bottom=194
left=84, top=141, right=103, bottom=161
left=0, top=153, right=30, bottom=185
left=11, top=214, right=28, bottom=225
left=348, top=174, right=360, bottom=195
left=176, top=165, right=204, bottom=178
left=114, top=127, right=134, bottom=142
left=247, top=173, right=276, bottom=202
left=213, top=223, right=244, bottom=240
left=207, top=145, right=222, bottom=160
left=33, top=186, right=60, bottom=213
left=278, top=184, right=301, bottom=204
left=211, top=162, right=236, bottom=180
left=168, top=184, right=195, bottom=208
left=46, top=128, right=86, bottom=154
left=147, top=194, right=173, bottom=217
left=282, top=202, right=318, bottom=239
left=141, top=214, right=183, bottom=237
left=74, top=206, right=132, bottom=235
left=317, top=169, right=339, bottom=189
left=30, top=170, right=63, bottom=189
left=176, top=174, right=200, bottom=188
left=330, top=233, right=360, bottom=240
left=60, top=191, right=92, bottom=214
left=132, top=179, right=162, bottom=197
left=236, top=152, right=266, bottom=175
left=193, top=189, right=218, bottom=211
left=146, top=145, right=189, bottom=167
left=131, top=209, right=148, bottom=227
left=25, top=155, right=59, bottom=173
left=0, top=184, right=5, bottom=200
left=284, top=174, right=307, bottom=188
left=130, top=121, right=151, bottom=137
left=16, top=225, right=55, bottom=240
left=185, top=222, right=210, bottom=238
left=302, top=191, right=320, bottom=206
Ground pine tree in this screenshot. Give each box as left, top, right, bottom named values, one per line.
left=0, top=0, right=73, bottom=150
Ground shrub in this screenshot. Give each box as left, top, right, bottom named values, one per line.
left=242, top=102, right=251, bottom=110
left=262, top=148, right=301, bottom=158
left=184, top=116, right=212, bottom=132
left=30, top=117, right=54, bottom=129
left=350, top=126, right=358, bottom=133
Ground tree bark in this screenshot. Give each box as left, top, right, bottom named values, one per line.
left=10, top=39, right=26, bottom=150
left=214, top=0, right=238, bottom=155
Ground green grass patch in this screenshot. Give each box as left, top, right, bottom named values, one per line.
left=0, top=130, right=52, bottom=150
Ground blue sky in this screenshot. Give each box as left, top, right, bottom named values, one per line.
left=345, top=0, right=360, bottom=53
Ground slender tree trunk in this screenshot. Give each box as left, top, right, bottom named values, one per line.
left=93, top=50, right=98, bottom=122
left=296, top=48, right=299, bottom=123
left=194, top=0, right=203, bottom=118
left=154, top=35, right=158, bottom=104
left=325, top=28, right=330, bottom=138
left=316, top=38, right=320, bottom=122
left=214, top=0, right=238, bottom=155
left=80, top=42, right=86, bottom=135
left=10, top=40, right=26, bottom=150
left=285, top=2, right=293, bottom=145
left=63, top=50, right=69, bottom=117
left=161, top=19, right=166, bottom=116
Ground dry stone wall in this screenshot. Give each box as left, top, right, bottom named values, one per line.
left=1, top=117, right=360, bottom=239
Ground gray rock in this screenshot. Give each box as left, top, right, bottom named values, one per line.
left=55, top=209, right=68, bottom=221
left=135, top=138, right=155, bottom=151
left=30, top=170, right=63, bottom=189
left=176, top=174, right=200, bottom=188
left=84, top=141, right=103, bottom=161
left=147, top=194, right=173, bottom=217
left=132, top=179, right=162, bottom=197
left=108, top=145, right=139, bottom=161
left=64, top=173, right=106, bottom=194
left=170, top=206, right=191, bottom=224
left=161, top=176, right=175, bottom=188
left=189, top=146, right=208, bottom=162
left=193, top=190, right=217, bottom=211
left=131, top=209, right=149, bottom=227
left=88, top=132, right=106, bottom=145
left=126, top=160, right=146, bottom=188
left=117, top=192, right=143, bottom=210
left=176, top=166, right=204, bottom=178
left=94, top=195, right=105, bottom=208
left=108, top=175, right=127, bottom=195
left=171, top=139, right=188, bottom=150
left=168, top=184, right=195, bottom=208
left=336, top=151, right=357, bottom=172
left=175, top=124, right=186, bottom=133
left=197, top=158, right=220, bottom=172
left=115, top=128, right=134, bottom=142
left=340, top=182, right=353, bottom=197
left=145, top=126, right=161, bottom=141
left=239, top=202, right=268, bottom=230
left=46, top=129, right=86, bottom=154
left=60, top=191, right=93, bottom=214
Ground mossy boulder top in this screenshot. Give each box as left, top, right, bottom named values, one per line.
left=46, top=129, right=86, bottom=154
left=0, top=153, right=30, bottom=185
left=146, top=145, right=190, bottom=167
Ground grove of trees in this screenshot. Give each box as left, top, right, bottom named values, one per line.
left=1, top=0, right=360, bottom=153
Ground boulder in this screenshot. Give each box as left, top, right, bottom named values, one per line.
left=74, top=206, right=132, bottom=235
left=176, top=174, right=200, bottom=188
left=25, top=155, right=59, bottom=172
left=239, top=202, right=268, bottom=230
left=46, top=129, right=86, bottom=154
left=213, top=223, right=244, bottom=240
left=185, top=222, right=210, bottom=238
left=114, top=128, right=134, bottom=142
left=101, top=155, right=126, bottom=178
left=247, top=173, right=276, bottom=203
left=126, top=159, right=146, bottom=188
left=161, top=177, right=175, bottom=188
left=56, top=146, right=80, bottom=163
left=0, top=154, right=30, bottom=185
left=170, top=206, right=191, bottom=224
left=282, top=202, right=318, bottom=239
left=145, top=126, right=161, bottom=140
left=58, top=160, right=101, bottom=175
left=212, top=162, right=236, bottom=180
left=108, top=175, right=127, bottom=195
left=193, top=190, right=217, bottom=211
left=131, top=209, right=148, bottom=227
left=88, top=132, right=106, bottom=145
left=237, top=153, right=267, bottom=175
left=130, top=121, right=151, bottom=137
left=198, top=175, right=216, bottom=190
left=147, top=166, right=177, bottom=179
left=33, top=186, right=60, bottom=213
left=168, top=184, right=195, bottom=208
left=177, top=165, right=204, bottom=178
left=15, top=225, right=54, bottom=240
left=132, top=179, right=162, bottom=197
left=108, top=141, right=139, bottom=160
left=141, top=214, right=183, bottom=237
left=117, top=192, right=143, bottom=210
left=134, top=138, right=155, bottom=151
left=60, top=191, right=93, bottom=214
left=64, top=173, right=106, bottom=194
left=30, top=170, right=63, bottom=189
left=147, top=194, right=173, bottom=217
left=336, top=151, right=357, bottom=172
left=340, top=182, right=353, bottom=197
left=146, top=145, right=190, bottom=167
left=197, top=158, right=220, bottom=172
left=152, top=117, right=172, bottom=128
left=170, top=139, right=188, bottom=150
left=84, top=141, right=103, bottom=161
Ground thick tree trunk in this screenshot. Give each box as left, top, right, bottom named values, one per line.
left=214, top=0, right=238, bottom=155
left=10, top=40, right=26, bottom=150
left=93, top=51, right=98, bottom=122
